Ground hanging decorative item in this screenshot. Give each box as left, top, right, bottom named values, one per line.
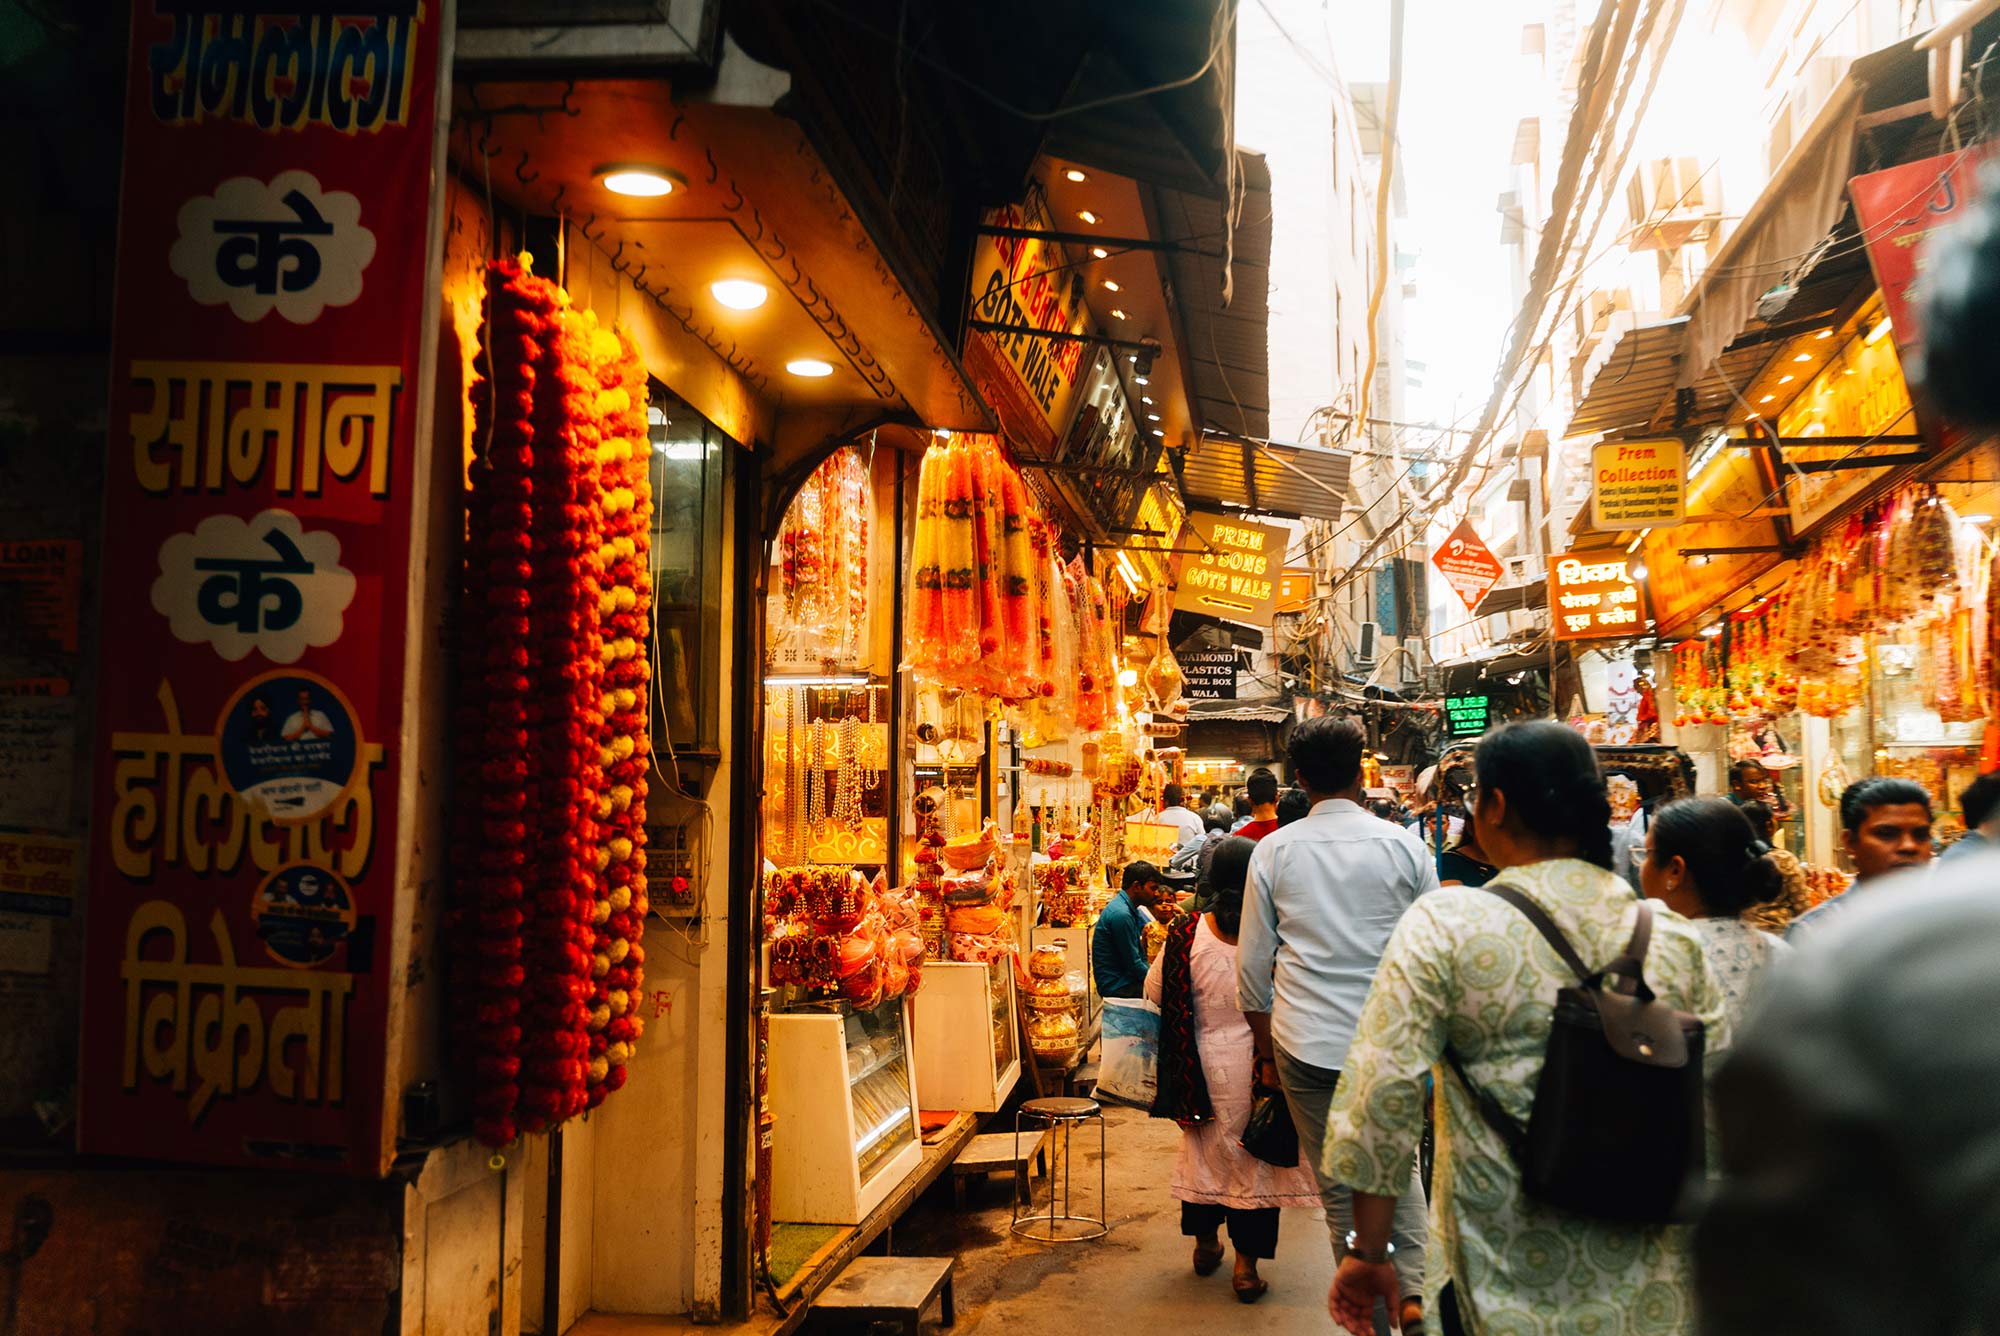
left=775, top=448, right=871, bottom=666
left=451, top=256, right=652, bottom=1146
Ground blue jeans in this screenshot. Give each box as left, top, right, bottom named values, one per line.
left=1275, top=1044, right=1428, bottom=1308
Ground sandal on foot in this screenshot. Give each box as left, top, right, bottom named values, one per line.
left=1192, top=1243, right=1224, bottom=1276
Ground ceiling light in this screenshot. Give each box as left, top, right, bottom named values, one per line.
left=1965, top=513, right=1993, bottom=525
left=1778, top=375, right=1794, bottom=385
left=1866, top=315, right=1893, bottom=344
left=1630, top=562, right=1648, bottom=581
left=1816, top=328, right=1833, bottom=339
left=1078, top=210, right=1098, bottom=225
left=1134, top=375, right=1149, bottom=386
left=786, top=358, right=834, bottom=378
left=1117, top=666, right=1139, bottom=686
left=1146, top=413, right=1160, bottom=422
left=1792, top=353, right=1813, bottom=363
left=933, top=428, right=953, bottom=439
left=1116, top=550, right=1141, bottom=584
left=1091, top=246, right=1109, bottom=259
left=1065, top=169, right=1087, bottom=183
left=1759, top=394, right=1775, bottom=404
left=1142, top=395, right=1153, bottom=405
left=1150, top=428, right=1165, bottom=437
left=1109, top=308, right=1128, bottom=320
left=1102, top=279, right=1120, bottom=292
left=710, top=279, right=768, bottom=310
left=597, top=164, right=679, bottom=197
left=1701, top=624, right=1723, bottom=638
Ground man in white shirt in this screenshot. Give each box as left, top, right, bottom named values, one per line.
left=1237, top=715, right=1435, bottom=1318
left=1155, top=782, right=1208, bottom=849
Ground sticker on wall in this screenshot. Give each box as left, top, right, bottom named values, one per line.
left=215, top=670, right=361, bottom=824
left=251, top=863, right=356, bottom=968
left=170, top=170, right=376, bottom=324
left=151, top=510, right=356, bottom=663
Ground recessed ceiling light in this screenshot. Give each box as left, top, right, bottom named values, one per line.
left=1134, top=375, right=1149, bottom=386
left=1759, top=394, right=1775, bottom=403
left=1146, top=413, right=1160, bottom=421
left=1816, top=328, right=1833, bottom=339
left=710, top=279, right=768, bottom=310
left=1866, top=316, right=1893, bottom=344
left=786, top=358, right=834, bottom=378
left=1078, top=210, right=1098, bottom=225
left=1109, top=308, right=1128, bottom=320
left=1091, top=246, right=1109, bottom=259
left=1127, top=354, right=1138, bottom=363
left=597, top=163, right=679, bottom=197
left=1102, top=279, right=1120, bottom=292
left=1778, top=374, right=1794, bottom=384
left=1792, top=353, right=1813, bottom=363
left=1141, top=395, right=1153, bottom=405
left=1065, top=169, right=1087, bottom=183
left=1150, top=428, right=1165, bottom=437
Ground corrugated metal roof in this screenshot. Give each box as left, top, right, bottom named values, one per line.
left=1178, top=434, right=1353, bottom=520
left=1156, top=150, right=1272, bottom=441
left=1567, top=318, right=1686, bottom=436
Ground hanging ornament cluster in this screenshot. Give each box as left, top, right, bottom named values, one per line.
left=1670, top=637, right=1726, bottom=727
left=908, top=435, right=1078, bottom=706
left=452, top=256, right=652, bottom=1146
left=775, top=448, right=871, bottom=665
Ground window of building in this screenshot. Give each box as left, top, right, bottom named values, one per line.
left=647, top=380, right=728, bottom=753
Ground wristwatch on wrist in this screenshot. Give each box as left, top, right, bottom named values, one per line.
left=1343, top=1230, right=1394, bottom=1265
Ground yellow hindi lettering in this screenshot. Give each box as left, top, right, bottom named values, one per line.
left=128, top=360, right=401, bottom=498
left=119, top=900, right=355, bottom=1122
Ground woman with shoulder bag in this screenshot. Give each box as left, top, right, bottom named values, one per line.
left=1145, top=836, right=1320, bottom=1303
left=1321, top=722, right=1730, bottom=1336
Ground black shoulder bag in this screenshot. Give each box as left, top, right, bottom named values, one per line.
left=1443, top=887, right=1705, bottom=1223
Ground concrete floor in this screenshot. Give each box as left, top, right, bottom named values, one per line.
left=866, top=1103, right=1340, bottom=1336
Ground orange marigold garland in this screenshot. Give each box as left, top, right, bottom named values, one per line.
left=454, top=256, right=651, bottom=1144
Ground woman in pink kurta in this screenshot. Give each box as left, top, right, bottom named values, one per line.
left=1145, top=837, right=1320, bottom=1302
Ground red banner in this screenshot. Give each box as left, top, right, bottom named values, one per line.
left=78, top=4, right=448, bottom=1173
left=1849, top=150, right=1986, bottom=361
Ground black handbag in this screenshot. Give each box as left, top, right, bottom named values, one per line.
left=1443, top=887, right=1706, bottom=1223
left=1239, top=1083, right=1300, bottom=1168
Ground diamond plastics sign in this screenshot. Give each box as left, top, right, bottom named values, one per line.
left=1180, top=649, right=1239, bottom=701
left=1590, top=437, right=1685, bottom=531
left=1431, top=519, right=1504, bottom=613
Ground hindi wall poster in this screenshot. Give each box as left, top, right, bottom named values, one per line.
left=0, top=833, right=81, bottom=918
left=0, top=695, right=76, bottom=832
left=0, top=539, right=83, bottom=655
left=77, top=3, right=451, bottom=1174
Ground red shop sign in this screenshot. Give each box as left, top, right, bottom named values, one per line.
left=78, top=3, right=451, bottom=1174
left=1849, top=149, right=1988, bottom=361
left=1432, top=519, right=1505, bottom=613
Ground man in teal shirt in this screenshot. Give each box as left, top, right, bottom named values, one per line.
left=1093, top=861, right=1166, bottom=998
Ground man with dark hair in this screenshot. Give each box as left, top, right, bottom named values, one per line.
left=1235, top=714, right=1436, bottom=1309
left=1235, top=767, right=1281, bottom=840
left=1788, top=777, right=1934, bottom=944
left=1939, top=770, right=2000, bottom=864
left=1274, top=787, right=1312, bottom=826
left=1156, top=782, right=1207, bottom=849
left=1094, top=861, right=1167, bottom=999
left=1730, top=757, right=1794, bottom=824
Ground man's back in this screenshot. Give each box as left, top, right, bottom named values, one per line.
left=1235, top=797, right=1438, bottom=1071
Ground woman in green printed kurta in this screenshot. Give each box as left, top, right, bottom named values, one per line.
left=1323, top=723, right=1730, bottom=1336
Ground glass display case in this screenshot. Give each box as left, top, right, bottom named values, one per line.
left=913, top=958, right=1021, bottom=1113
left=768, top=997, right=922, bottom=1225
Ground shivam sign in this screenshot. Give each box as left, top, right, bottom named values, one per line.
left=1551, top=551, right=1650, bottom=641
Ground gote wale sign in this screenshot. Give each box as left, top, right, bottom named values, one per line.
left=1849, top=150, right=1988, bottom=362
left=1431, top=519, right=1505, bottom=613
left=77, top=2, right=449, bottom=1174
left=1174, top=512, right=1286, bottom=627
left=1590, top=437, right=1685, bottom=531
left=1551, top=551, right=1649, bottom=641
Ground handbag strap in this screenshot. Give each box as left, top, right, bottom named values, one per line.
left=1599, top=899, right=1656, bottom=998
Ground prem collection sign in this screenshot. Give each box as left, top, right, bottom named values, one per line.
left=1590, top=438, right=1685, bottom=531
left=1174, top=512, right=1287, bottom=627
left=1552, top=553, right=1649, bottom=641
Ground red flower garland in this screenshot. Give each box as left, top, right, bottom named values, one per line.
left=454, top=257, right=652, bottom=1144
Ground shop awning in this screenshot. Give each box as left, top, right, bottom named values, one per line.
left=1156, top=151, right=1274, bottom=440
left=1567, top=319, right=1688, bottom=437
left=1477, top=580, right=1548, bottom=617
left=1176, top=433, right=1353, bottom=520
left=1186, top=699, right=1292, bottom=723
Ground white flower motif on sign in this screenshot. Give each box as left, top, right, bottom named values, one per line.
left=169, top=170, right=376, bottom=324
left=151, top=510, right=357, bottom=663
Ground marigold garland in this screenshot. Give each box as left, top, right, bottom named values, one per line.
left=453, top=256, right=652, bottom=1144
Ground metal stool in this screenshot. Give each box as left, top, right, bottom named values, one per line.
left=1010, top=1096, right=1106, bottom=1242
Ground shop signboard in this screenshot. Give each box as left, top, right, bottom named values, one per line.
left=963, top=181, right=1091, bottom=458
left=1179, top=649, right=1239, bottom=701
left=1443, top=693, right=1490, bottom=737
left=1174, top=512, right=1286, bottom=627
left=1432, top=519, right=1505, bottom=613
left=78, top=3, right=450, bottom=1174
left=1551, top=551, right=1649, bottom=641
left=1774, top=325, right=1918, bottom=535
left=1590, top=437, right=1684, bottom=531
left=1849, top=150, right=1986, bottom=363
